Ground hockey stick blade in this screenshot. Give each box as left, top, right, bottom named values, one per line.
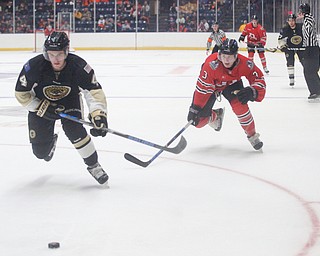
left=124, top=136, right=187, bottom=167
left=124, top=121, right=192, bottom=168
left=59, top=112, right=184, bottom=154
left=161, top=135, right=187, bottom=154
left=124, top=153, right=151, bottom=168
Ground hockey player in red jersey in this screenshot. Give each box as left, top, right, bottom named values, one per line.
left=239, top=15, right=269, bottom=74
left=187, top=38, right=266, bottom=150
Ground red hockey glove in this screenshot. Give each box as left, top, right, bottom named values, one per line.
left=36, top=99, right=65, bottom=120
left=237, top=87, right=258, bottom=104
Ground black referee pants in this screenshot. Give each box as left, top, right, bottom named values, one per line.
left=301, top=46, right=320, bottom=95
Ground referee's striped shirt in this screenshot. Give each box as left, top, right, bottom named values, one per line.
left=207, top=30, right=226, bottom=49
left=302, top=13, right=319, bottom=47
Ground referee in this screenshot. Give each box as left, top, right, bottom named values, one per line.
left=206, top=22, right=226, bottom=55
left=298, top=3, right=320, bottom=101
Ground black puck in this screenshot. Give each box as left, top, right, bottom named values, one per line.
left=48, top=242, right=60, bottom=249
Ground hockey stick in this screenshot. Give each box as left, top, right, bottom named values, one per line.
left=59, top=113, right=187, bottom=154
left=124, top=120, right=192, bottom=168
left=248, top=46, right=306, bottom=52
left=241, top=41, right=278, bottom=53
left=247, top=47, right=278, bottom=53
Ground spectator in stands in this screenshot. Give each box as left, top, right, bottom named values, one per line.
left=198, top=19, right=209, bottom=32
left=169, top=2, right=178, bottom=15
left=176, top=15, right=185, bottom=27
left=4, top=1, right=13, bottom=13
left=121, top=19, right=132, bottom=32
left=238, top=19, right=247, bottom=32
left=105, top=18, right=115, bottom=32
left=141, top=1, right=150, bottom=17
left=97, top=15, right=106, bottom=29
left=60, top=20, right=71, bottom=30
left=74, top=9, right=83, bottom=20
left=81, top=7, right=92, bottom=21
left=44, top=24, right=54, bottom=36
left=129, top=4, right=140, bottom=21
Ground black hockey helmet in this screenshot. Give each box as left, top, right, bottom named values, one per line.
left=287, top=13, right=297, bottom=20
left=43, top=31, right=70, bottom=60
left=251, top=14, right=258, bottom=21
left=219, top=38, right=239, bottom=55
left=299, top=3, right=310, bottom=14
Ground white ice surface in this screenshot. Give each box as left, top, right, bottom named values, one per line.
left=0, top=50, right=320, bottom=256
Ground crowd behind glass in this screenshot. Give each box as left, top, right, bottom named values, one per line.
left=0, top=0, right=319, bottom=34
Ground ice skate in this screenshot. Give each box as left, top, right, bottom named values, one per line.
left=263, top=67, right=269, bottom=74
left=248, top=133, right=263, bottom=150
left=209, top=107, right=225, bottom=131
left=44, top=134, right=58, bottom=162
left=308, top=93, right=320, bottom=103
left=87, top=163, right=109, bottom=184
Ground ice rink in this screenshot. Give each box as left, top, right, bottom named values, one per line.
left=0, top=49, right=320, bottom=256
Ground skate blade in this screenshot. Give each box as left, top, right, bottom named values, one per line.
left=308, top=98, right=320, bottom=103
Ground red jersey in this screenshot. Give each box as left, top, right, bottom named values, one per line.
left=193, top=53, right=266, bottom=108
left=241, top=22, right=267, bottom=46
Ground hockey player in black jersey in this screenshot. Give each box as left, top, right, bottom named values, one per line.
left=278, top=14, right=303, bottom=87
left=15, top=31, right=109, bottom=185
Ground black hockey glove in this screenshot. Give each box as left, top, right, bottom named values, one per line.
left=257, top=43, right=264, bottom=49
left=36, top=99, right=65, bottom=120
left=89, top=110, right=108, bottom=137
left=236, top=87, right=258, bottom=104
left=238, top=35, right=245, bottom=42
left=187, top=105, right=202, bottom=126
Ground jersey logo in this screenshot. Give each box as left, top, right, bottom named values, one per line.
left=290, top=35, right=302, bottom=45
left=246, top=60, right=254, bottom=70
left=43, top=85, right=71, bottom=101
left=248, top=33, right=258, bottom=41
left=209, top=60, right=219, bottom=70
left=19, top=75, right=28, bottom=87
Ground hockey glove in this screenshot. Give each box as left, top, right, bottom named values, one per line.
left=257, top=43, right=264, bottom=48
left=187, top=105, right=202, bottom=126
left=89, top=110, right=108, bottom=137
left=237, top=87, right=258, bottom=104
left=36, top=99, right=65, bottom=120
left=238, top=35, right=245, bottom=42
